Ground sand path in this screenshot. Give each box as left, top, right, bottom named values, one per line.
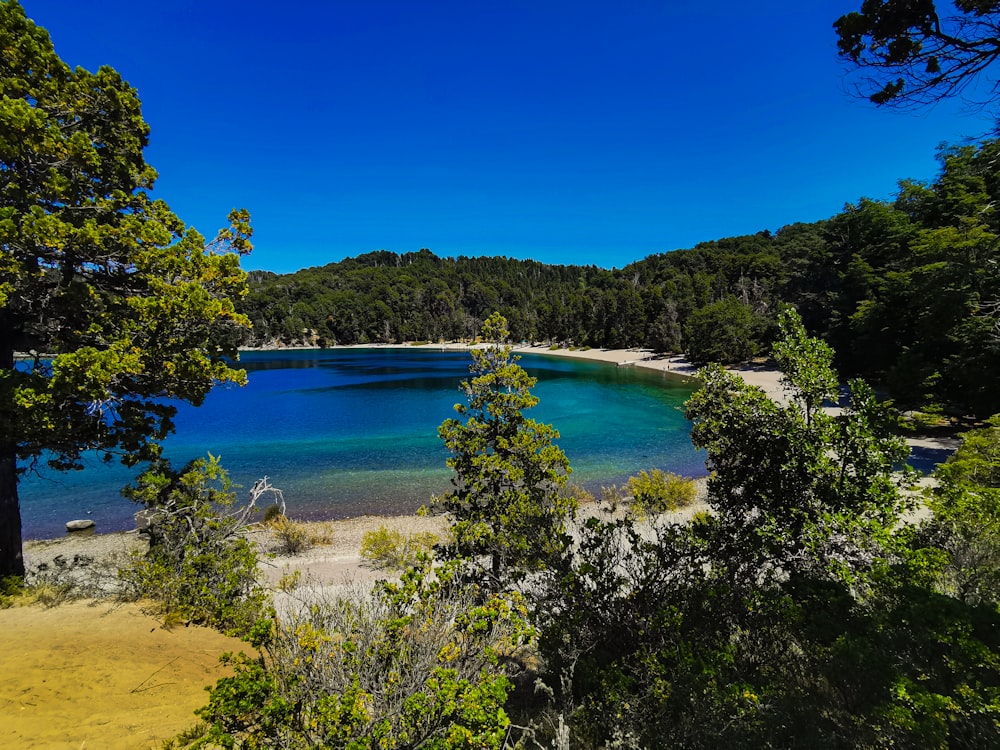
left=0, top=599, right=243, bottom=749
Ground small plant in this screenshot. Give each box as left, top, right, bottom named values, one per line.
left=277, top=569, right=302, bottom=593
left=627, top=469, right=697, bottom=518
left=900, top=408, right=950, bottom=430
left=307, top=521, right=335, bottom=546
left=0, top=575, right=23, bottom=608
left=161, top=721, right=211, bottom=749
left=262, top=503, right=285, bottom=524
left=269, top=516, right=310, bottom=555
left=118, top=455, right=270, bottom=635
left=561, top=483, right=596, bottom=505
left=360, top=525, right=439, bottom=570
left=600, top=484, right=626, bottom=507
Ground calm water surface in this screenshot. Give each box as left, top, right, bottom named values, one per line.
left=20, top=349, right=704, bottom=538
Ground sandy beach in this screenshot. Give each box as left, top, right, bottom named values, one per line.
left=4, top=343, right=960, bottom=747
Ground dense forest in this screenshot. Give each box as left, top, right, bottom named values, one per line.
left=242, top=136, right=1000, bottom=419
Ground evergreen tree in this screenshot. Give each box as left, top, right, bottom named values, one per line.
left=436, top=312, right=575, bottom=592
left=0, top=0, right=251, bottom=577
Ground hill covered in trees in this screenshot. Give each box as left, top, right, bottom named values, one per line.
left=242, top=136, right=1000, bottom=419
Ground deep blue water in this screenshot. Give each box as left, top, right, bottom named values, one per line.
left=19, top=349, right=704, bottom=539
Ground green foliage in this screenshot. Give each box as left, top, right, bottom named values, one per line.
left=0, top=573, right=22, bottom=607
left=626, top=469, right=697, bottom=517
left=118, top=455, right=266, bottom=635
left=239, top=236, right=786, bottom=353
left=772, top=304, right=839, bottom=419
left=190, top=560, right=532, bottom=749
left=436, top=313, right=576, bottom=591
left=560, top=482, right=596, bottom=505
left=916, top=415, right=1000, bottom=605
left=531, top=307, right=999, bottom=748
left=684, top=296, right=760, bottom=365
left=0, top=0, right=252, bottom=578
left=261, top=504, right=285, bottom=524
left=360, top=525, right=439, bottom=571
left=825, top=141, right=1000, bottom=416
left=686, top=308, right=913, bottom=584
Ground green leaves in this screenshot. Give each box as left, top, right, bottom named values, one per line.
left=194, top=558, right=530, bottom=749
left=687, top=309, right=911, bottom=585
left=437, top=313, right=575, bottom=591
left=0, top=0, right=253, bottom=577
left=773, top=306, right=838, bottom=419
left=683, top=296, right=760, bottom=366
left=118, top=455, right=265, bottom=634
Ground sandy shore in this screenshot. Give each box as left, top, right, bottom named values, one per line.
left=8, top=514, right=450, bottom=749
left=0, top=597, right=244, bottom=749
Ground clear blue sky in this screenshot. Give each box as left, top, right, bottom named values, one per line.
left=23, top=1, right=996, bottom=274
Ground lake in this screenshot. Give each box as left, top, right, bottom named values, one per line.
left=18, top=348, right=704, bottom=539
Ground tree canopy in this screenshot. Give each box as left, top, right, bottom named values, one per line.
left=0, top=0, right=252, bottom=577
left=835, top=0, right=1000, bottom=109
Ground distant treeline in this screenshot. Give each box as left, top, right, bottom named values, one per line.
left=242, top=137, right=1000, bottom=418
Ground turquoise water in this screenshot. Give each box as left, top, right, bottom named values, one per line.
left=19, top=349, right=704, bottom=538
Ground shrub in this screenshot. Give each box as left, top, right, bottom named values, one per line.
left=277, top=569, right=302, bottom=593
left=360, top=525, right=439, bottom=571
left=0, top=575, right=22, bottom=608
left=900, top=408, right=950, bottom=430
left=627, top=469, right=698, bottom=517
left=306, top=521, right=335, bottom=546
left=561, top=483, right=595, bottom=505
left=269, top=516, right=310, bottom=555
left=599, top=484, right=627, bottom=512
left=117, top=455, right=267, bottom=635
left=261, top=503, right=285, bottom=524
left=190, top=561, right=531, bottom=749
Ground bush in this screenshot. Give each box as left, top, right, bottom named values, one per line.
left=600, top=484, right=627, bottom=511
left=117, top=455, right=267, bottom=635
left=261, top=503, right=285, bottom=524
left=0, top=575, right=22, bottom=608
left=561, top=483, right=595, bottom=505
left=268, top=516, right=311, bottom=555
left=691, top=509, right=714, bottom=528
left=627, top=469, right=698, bottom=517
left=189, top=561, right=531, bottom=749
left=360, top=525, right=439, bottom=570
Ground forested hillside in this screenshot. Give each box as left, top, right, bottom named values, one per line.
left=242, top=136, right=1000, bottom=418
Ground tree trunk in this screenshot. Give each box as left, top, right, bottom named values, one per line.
left=0, top=443, right=23, bottom=579
left=0, top=334, right=24, bottom=579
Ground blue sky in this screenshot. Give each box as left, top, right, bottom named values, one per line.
left=23, top=1, right=995, bottom=274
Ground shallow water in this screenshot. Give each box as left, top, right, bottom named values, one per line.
left=19, top=349, right=704, bottom=538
